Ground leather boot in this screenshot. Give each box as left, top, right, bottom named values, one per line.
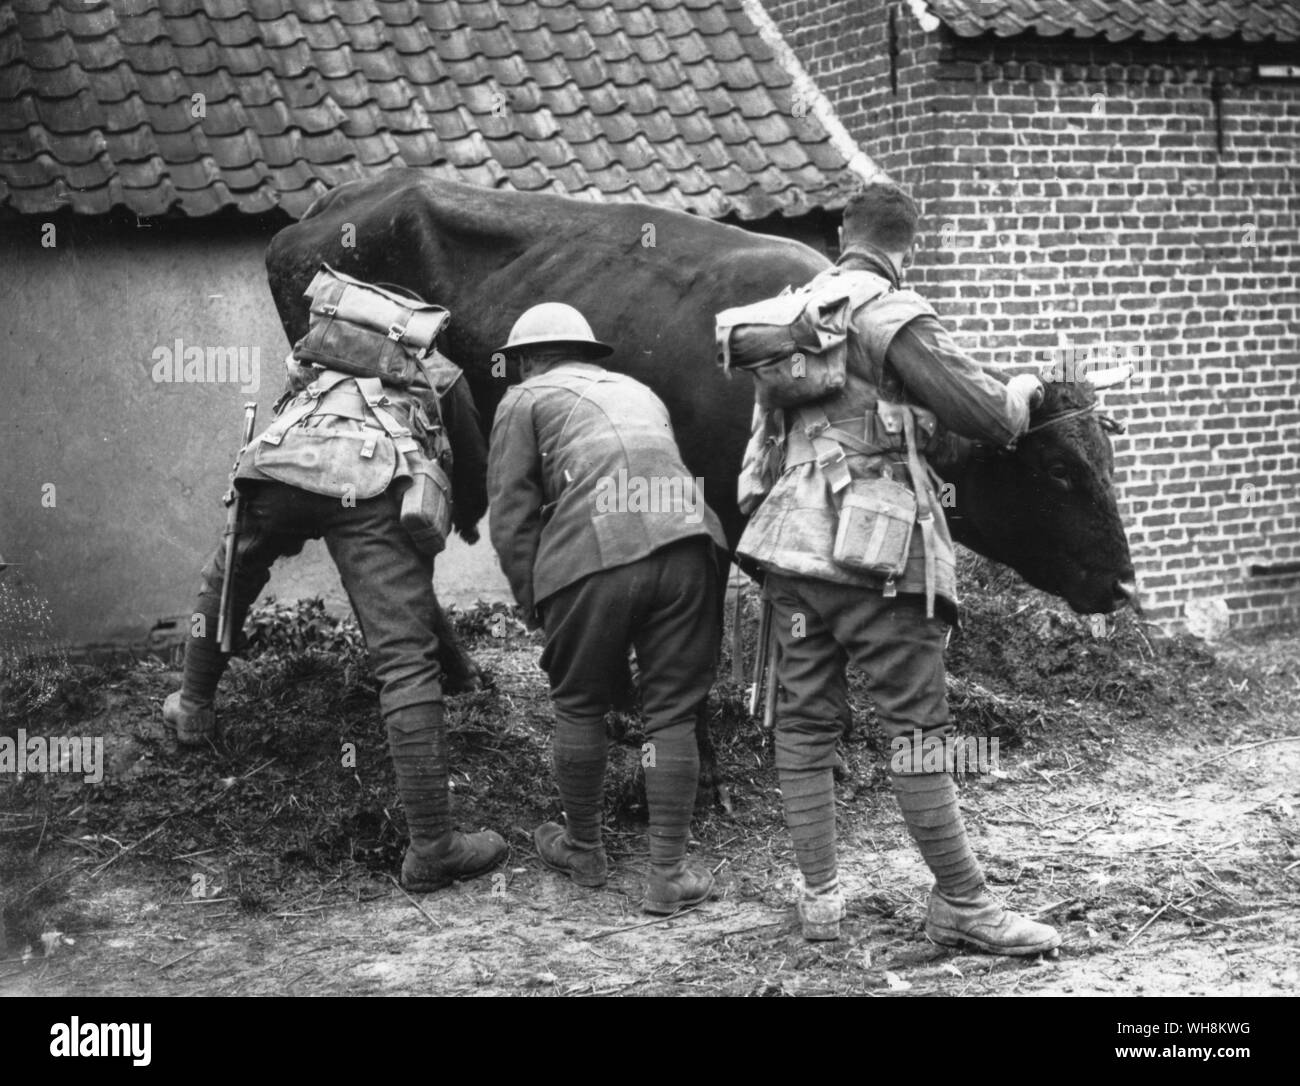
left=642, top=861, right=714, bottom=915
left=163, top=691, right=216, bottom=746
left=389, top=703, right=506, bottom=892
left=926, top=887, right=1061, bottom=956
left=534, top=821, right=608, bottom=887
left=893, top=770, right=1058, bottom=954
left=402, top=828, right=508, bottom=893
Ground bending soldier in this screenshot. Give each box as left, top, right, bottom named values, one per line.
left=487, top=303, right=727, bottom=915
left=164, top=333, right=506, bottom=895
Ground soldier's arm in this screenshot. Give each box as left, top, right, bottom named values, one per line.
left=886, top=316, right=1039, bottom=447
left=487, top=390, right=544, bottom=622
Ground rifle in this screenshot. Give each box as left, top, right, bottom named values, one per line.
left=761, top=624, right=779, bottom=732
left=749, top=596, right=779, bottom=731
left=216, top=402, right=259, bottom=654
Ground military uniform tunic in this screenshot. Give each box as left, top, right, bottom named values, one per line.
left=488, top=361, right=728, bottom=736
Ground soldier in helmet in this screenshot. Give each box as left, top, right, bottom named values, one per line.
left=487, top=302, right=729, bottom=914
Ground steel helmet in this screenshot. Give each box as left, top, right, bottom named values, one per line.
left=497, top=302, right=612, bottom=358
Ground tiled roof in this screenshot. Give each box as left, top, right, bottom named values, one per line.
left=0, top=0, right=855, bottom=220
left=921, top=0, right=1300, bottom=42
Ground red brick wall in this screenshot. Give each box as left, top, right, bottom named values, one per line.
left=764, top=0, right=1300, bottom=630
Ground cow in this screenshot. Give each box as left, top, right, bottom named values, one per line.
left=264, top=167, right=1137, bottom=724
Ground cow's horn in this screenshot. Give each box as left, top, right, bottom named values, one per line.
left=1089, top=364, right=1132, bottom=389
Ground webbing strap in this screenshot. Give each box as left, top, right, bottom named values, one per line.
left=355, top=377, right=413, bottom=440
left=799, top=406, right=853, bottom=493
left=259, top=371, right=425, bottom=470
left=355, top=377, right=423, bottom=466
left=789, top=406, right=902, bottom=467
left=258, top=369, right=351, bottom=446
left=818, top=424, right=881, bottom=459
left=298, top=383, right=370, bottom=422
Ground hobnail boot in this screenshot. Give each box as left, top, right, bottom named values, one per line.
left=402, top=828, right=508, bottom=893
left=925, top=887, right=1062, bottom=957
left=642, top=861, right=714, bottom=915
left=534, top=822, right=608, bottom=887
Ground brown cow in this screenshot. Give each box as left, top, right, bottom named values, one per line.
left=265, top=167, right=1137, bottom=740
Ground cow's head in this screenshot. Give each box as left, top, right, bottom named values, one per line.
left=934, top=371, right=1138, bottom=615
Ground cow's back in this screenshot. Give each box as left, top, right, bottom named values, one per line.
left=265, top=168, right=832, bottom=546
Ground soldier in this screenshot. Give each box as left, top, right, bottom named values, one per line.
left=487, top=303, right=728, bottom=914
left=737, top=182, right=1060, bottom=953
left=163, top=335, right=506, bottom=895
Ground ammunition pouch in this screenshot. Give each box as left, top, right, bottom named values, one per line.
left=832, top=476, right=917, bottom=580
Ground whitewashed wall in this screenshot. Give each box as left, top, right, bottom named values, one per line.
left=0, top=222, right=509, bottom=652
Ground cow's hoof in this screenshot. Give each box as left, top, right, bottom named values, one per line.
left=692, top=767, right=733, bottom=815
left=443, top=666, right=486, bottom=695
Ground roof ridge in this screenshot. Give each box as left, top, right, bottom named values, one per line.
left=732, top=0, right=883, bottom=184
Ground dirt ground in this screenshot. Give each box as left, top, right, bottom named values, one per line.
left=2, top=582, right=1297, bottom=998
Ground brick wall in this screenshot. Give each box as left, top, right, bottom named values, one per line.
left=764, top=0, right=1300, bottom=631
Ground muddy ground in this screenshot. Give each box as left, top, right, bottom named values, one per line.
left=1, top=564, right=1297, bottom=997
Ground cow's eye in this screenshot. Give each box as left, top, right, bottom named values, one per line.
left=1047, top=462, right=1072, bottom=488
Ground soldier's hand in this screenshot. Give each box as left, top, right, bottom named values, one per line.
left=1007, top=373, right=1045, bottom=411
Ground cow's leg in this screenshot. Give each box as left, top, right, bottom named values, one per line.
left=430, top=595, right=483, bottom=694
left=693, top=556, right=731, bottom=808
left=694, top=698, right=719, bottom=807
